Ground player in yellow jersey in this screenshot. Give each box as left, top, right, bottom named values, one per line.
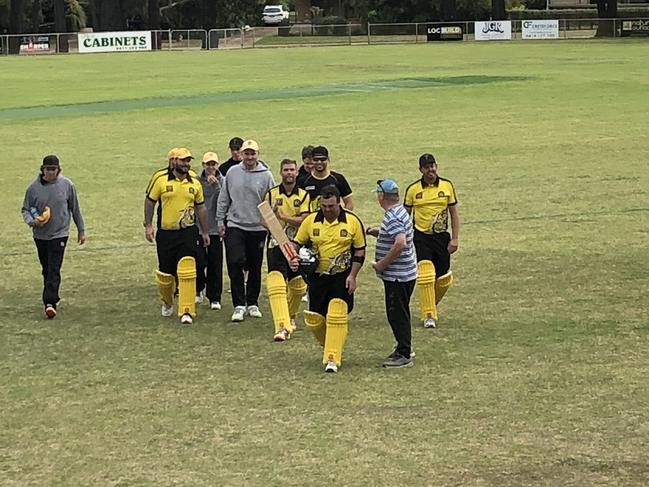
left=144, top=148, right=210, bottom=325
left=291, top=185, right=366, bottom=373
left=403, top=153, right=461, bottom=329
left=263, top=159, right=310, bottom=342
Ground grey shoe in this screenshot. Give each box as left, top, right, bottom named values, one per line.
left=423, top=318, right=437, bottom=329
left=382, top=354, right=413, bottom=368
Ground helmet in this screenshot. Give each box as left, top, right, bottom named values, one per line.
left=298, top=246, right=319, bottom=278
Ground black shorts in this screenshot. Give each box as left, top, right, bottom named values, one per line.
left=267, top=245, right=300, bottom=281
left=413, top=229, right=451, bottom=276
left=308, top=270, right=354, bottom=317
left=156, top=226, right=200, bottom=275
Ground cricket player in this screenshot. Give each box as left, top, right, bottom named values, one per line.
left=403, top=153, right=460, bottom=329
left=263, top=158, right=310, bottom=342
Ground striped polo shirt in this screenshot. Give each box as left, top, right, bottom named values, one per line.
left=374, top=204, right=417, bottom=282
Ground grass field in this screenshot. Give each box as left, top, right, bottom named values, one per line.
left=1, top=40, right=649, bottom=485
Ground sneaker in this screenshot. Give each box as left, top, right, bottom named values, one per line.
left=325, top=360, right=338, bottom=373
left=382, top=354, right=413, bottom=368
left=247, top=305, right=262, bottom=318
left=273, top=328, right=290, bottom=342
left=161, top=303, right=173, bottom=317
left=180, top=313, right=193, bottom=325
left=302, top=294, right=309, bottom=303
left=45, top=304, right=57, bottom=319
left=231, top=306, right=246, bottom=322
left=290, top=318, right=297, bottom=331
left=424, top=318, right=437, bottom=329
left=210, top=301, right=221, bottom=311
left=389, top=348, right=415, bottom=359
left=195, top=292, right=204, bottom=304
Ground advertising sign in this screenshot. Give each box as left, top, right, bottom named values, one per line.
left=621, top=19, right=649, bottom=37
left=78, top=31, right=152, bottom=53
left=426, top=23, right=464, bottom=41
left=19, top=35, right=51, bottom=54
left=522, top=20, right=559, bottom=39
left=474, top=21, right=512, bottom=40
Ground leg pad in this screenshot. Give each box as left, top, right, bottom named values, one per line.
left=177, top=256, right=196, bottom=318
left=417, top=260, right=437, bottom=321
left=323, top=298, right=348, bottom=366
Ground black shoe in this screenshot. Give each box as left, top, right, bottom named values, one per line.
left=382, top=354, right=413, bottom=368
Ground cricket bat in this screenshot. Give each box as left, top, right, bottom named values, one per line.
left=258, top=201, right=298, bottom=262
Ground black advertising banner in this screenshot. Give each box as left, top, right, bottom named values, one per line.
left=621, top=19, right=649, bottom=37
left=426, top=24, right=464, bottom=41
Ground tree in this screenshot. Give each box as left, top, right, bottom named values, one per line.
left=9, top=0, right=26, bottom=33
left=54, top=0, right=65, bottom=31
left=595, top=0, right=616, bottom=37
left=491, top=0, right=505, bottom=20
left=440, top=0, right=456, bottom=21
left=147, top=0, right=160, bottom=29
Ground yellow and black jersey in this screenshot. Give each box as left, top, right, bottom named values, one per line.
left=146, top=170, right=204, bottom=230
left=294, top=208, right=366, bottom=275
left=299, top=170, right=352, bottom=212
left=404, top=177, right=457, bottom=234
left=145, top=166, right=198, bottom=194
left=264, top=184, right=310, bottom=243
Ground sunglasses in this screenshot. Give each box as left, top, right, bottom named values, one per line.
left=313, top=157, right=327, bottom=162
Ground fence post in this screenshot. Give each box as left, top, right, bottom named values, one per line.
left=367, top=22, right=371, bottom=45
left=348, top=23, right=352, bottom=45
left=415, top=23, right=419, bottom=43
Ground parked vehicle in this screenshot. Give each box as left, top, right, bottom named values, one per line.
left=262, top=5, right=289, bottom=25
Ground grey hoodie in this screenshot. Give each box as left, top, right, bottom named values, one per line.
left=216, top=162, right=275, bottom=232
left=21, top=174, right=85, bottom=240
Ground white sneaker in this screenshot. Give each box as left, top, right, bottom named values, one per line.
left=180, top=313, right=193, bottom=325
left=302, top=294, right=309, bottom=303
left=424, top=318, right=437, bottom=329
left=195, top=291, right=204, bottom=304
left=290, top=318, right=297, bottom=331
left=273, top=328, right=290, bottom=342
left=247, top=305, right=262, bottom=318
left=231, top=306, right=246, bottom=322
left=210, top=301, right=221, bottom=310
left=325, top=360, right=338, bottom=373
left=161, top=303, right=173, bottom=317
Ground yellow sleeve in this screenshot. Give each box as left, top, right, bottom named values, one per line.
left=448, top=182, right=457, bottom=205
left=147, top=177, right=162, bottom=201
left=194, top=182, right=204, bottom=204
left=352, top=215, right=366, bottom=249
left=404, top=185, right=414, bottom=206
left=294, top=215, right=312, bottom=245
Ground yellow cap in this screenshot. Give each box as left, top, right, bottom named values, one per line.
left=202, top=151, right=219, bottom=163
left=167, top=148, right=179, bottom=159
left=175, top=148, right=193, bottom=159
left=240, top=139, right=259, bottom=153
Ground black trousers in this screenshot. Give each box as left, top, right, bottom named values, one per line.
left=197, top=234, right=223, bottom=302
left=308, top=270, right=354, bottom=317
left=34, top=237, right=68, bottom=307
left=224, top=227, right=267, bottom=307
left=383, top=279, right=415, bottom=359
left=414, top=229, right=451, bottom=276
left=267, top=245, right=300, bottom=281
left=155, top=227, right=200, bottom=275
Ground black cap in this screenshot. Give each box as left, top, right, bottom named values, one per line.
left=229, top=137, right=244, bottom=150
left=312, top=146, right=329, bottom=160
left=42, top=155, right=60, bottom=167
left=418, top=153, right=436, bottom=167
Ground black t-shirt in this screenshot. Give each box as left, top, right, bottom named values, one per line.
left=219, top=157, right=241, bottom=176
left=299, top=171, right=352, bottom=211
left=296, top=165, right=310, bottom=188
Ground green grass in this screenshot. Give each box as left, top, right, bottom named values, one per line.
left=1, top=41, right=649, bottom=485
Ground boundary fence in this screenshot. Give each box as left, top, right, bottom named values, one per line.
left=1, top=19, right=648, bottom=56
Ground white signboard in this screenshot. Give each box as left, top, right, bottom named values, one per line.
left=522, top=20, right=559, bottom=39
left=78, top=31, right=152, bottom=53
left=474, top=21, right=512, bottom=41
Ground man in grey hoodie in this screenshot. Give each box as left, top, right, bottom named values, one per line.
left=216, top=140, right=275, bottom=322
left=21, top=155, right=85, bottom=319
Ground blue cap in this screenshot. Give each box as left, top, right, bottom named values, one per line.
left=373, top=179, right=399, bottom=194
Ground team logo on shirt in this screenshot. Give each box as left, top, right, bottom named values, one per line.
left=415, top=192, right=423, bottom=199
left=189, top=187, right=195, bottom=194
left=340, top=229, right=348, bottom=237
left=438, top=191, right=445, bottom=197
left=293, top=199, right=301, bottom=207
left=276, top=199, right=284, bottom=206
left=313, top=229, right=320, bottom=236
left=166, top=185, right=174, bottom=192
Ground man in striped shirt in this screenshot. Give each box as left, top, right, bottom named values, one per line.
left=366, top=179, right=418, bottom=368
